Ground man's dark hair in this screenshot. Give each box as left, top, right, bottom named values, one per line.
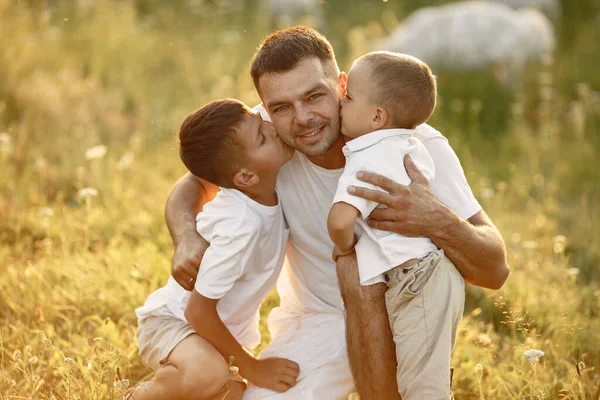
left=250, top=26, right=339, bottom=90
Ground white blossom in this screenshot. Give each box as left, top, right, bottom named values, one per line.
left=523, top=349, right=544, bottom=363
left=78, top=188, right=98, bottom=199
left=85, top=145, right=107, bottom=160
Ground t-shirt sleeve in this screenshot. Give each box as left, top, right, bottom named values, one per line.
left=193, top=198, right=261, bottom=299
left=193, top=234, right=248, bottom=299
left=425, top=136, right=482, bottom=220
left=332, top=155, right=381, bottom=219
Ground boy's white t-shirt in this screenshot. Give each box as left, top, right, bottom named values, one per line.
left=135, top=188, right=289, bottom=349
left=332, top=128, right=439, bottom=285
left=258, top=104, right=480, bottom=313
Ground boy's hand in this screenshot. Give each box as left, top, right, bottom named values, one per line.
left=331, top=234, right=358, bottom=262
left=246, top=356, right=300, bottom=392
left=172, top=233, right=209, bottom=291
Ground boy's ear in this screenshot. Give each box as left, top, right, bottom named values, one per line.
left=338, top=72, right=348, bottom=99
left=371, top=107, right=389, bottom=130
left=233, top=168, right=259, bottom=188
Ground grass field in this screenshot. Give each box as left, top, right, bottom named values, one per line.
left=1, top=0, right=599, bottom=398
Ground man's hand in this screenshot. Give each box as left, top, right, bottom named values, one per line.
left=245, top=357, right=300, bottom=393
left=348, top=155, right=453, bottom=238
left=172, top=233, right=209, bottom=291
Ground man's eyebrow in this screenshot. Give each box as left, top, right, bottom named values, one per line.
left=266, top=83, right=329, bottom=110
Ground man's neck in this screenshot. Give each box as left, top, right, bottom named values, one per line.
left=307, top=135, right=346, bottom=170
left=240, top=175, right=279, bottom=206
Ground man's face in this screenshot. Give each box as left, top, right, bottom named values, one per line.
left=258, top=57, right=344, bottom=157
left=236, top=110, right=294, bottom=176
left=340, top=62, right=378, bottom=139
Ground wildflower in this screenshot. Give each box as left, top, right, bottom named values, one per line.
left=229, top=365, right=240, bottom=374
left=40, top=207, right=55, bottom=217
left=523, top=349, right=544, bottom=363
left=29, top=356, right=39, bottom=365
left=474, top=364, right=483, bottom=373
left=78, top=187, right=98, bottom=199
left=480, top=188, right=494, bottom=199
left=64, top=357, right=73, bottom=363
left=118, top=152, right=134, bottom=169
left=88, top=361, right=93, bottom=369
left=12, top=349, right=21, bottom=361
left=114, top=378, right=130, bottom=389
left=566, top=268, right=580, bottom=277
left=477, top=333, right=492, bottom=346
left=85, top=145, right=107, bottom=160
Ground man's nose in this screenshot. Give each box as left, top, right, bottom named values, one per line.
left=294, top=105, right=313, bottom=126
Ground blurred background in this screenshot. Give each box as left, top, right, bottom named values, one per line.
left=0, top=0, right=599, bottom=398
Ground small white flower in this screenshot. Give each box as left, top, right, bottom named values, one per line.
left=522, top=241, right=538, bottom=249
left=229, top=365, right=240, bottom=374
left=480, top=188, right=495, bottom=199
left=78, top=188, right=98, bottom=199
left=117, top=152, right=134, bottom=169
left=40, top=207, right=55, bottom=217
left=474, top=363, right=483, bottom=373
left=85, top=145, right=107, bottom=160
left=553, top=235, right=567, bottom=243
left=523, top=349, right=544, bottom=363
left=64, top=357, right=73, bottom=363
left=87, top=361, right=93, bottom=369
left=114, top=378, right=130, bottom=389
left=566, top=268, right=580, bottom=277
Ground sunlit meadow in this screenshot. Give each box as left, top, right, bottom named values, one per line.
left=1, top=0, right=599, bottom=399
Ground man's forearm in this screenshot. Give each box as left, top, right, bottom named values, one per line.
left=429, top=208, right=509, bottom=290
left=165, top=173, right=210, bottom=246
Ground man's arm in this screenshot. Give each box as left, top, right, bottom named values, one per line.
left=165, top=172, right=218, bottom=290
left=348, top=155, right=509, bottom=290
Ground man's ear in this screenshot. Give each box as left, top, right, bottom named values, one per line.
left=233, top=169, right=259, bottom=188
left=338, top=72, right=348, bottom=99
left=371, top=107, right=389, bottom=130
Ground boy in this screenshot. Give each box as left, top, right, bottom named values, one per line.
left=133, top=99, right=298, bottom=399
left=327, top=52, right=465, bottom=398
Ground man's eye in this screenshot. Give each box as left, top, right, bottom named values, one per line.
left=309, top=93, right=323, bottom=101
left=274, top=105, right=288, bottom=113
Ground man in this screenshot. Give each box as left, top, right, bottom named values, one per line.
left=166, top=26, right=509, bottom=399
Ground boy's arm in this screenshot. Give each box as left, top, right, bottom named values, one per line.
left=166, top=172, right=219, bottom=290
left=327, top=202, right=359, bottom=252
left=184, top=292, right=256, bottom=378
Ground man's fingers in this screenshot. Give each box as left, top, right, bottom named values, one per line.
left=366, top=218, right=396, bottom=232
left=174, top=274, right=194, bottom=291
left=367, top=208, right=397, bottom=222
left=348, top=185, right=394, bottom=206
left=356, top=171, right=400, bottom=193
left=404, top=155, right=427, bottom=184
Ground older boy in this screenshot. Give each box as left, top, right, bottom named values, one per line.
left=168, top=27, right=509, bottom=399
left=328, top=51, right=464, bottom=398
left=133, top=99, right=298, bottom=400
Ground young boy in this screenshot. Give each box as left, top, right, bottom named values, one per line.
left=133, top=99, right=298, bottom=399
left=327, top=52, right=465, bottom=398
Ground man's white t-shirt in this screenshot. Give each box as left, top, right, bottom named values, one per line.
left=135, top=188, right=289, bottom=349
left=332, top=128, right=439, bottom=285
left=258, top=104, right=481, bottom=315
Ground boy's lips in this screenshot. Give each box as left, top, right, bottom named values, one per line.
left=297, top=125, right=325, bottom=144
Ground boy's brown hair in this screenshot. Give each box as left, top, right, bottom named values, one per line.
left=251, top=26, right=339, bottom=91
left=355, top=51, right=437, bottom=129
left=178, top=99, right=251, bottom=188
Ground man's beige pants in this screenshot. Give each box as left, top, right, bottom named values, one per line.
left=383, top=249, right=465, bottom=399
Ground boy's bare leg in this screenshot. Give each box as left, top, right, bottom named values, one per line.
left=336, top=253, right=401, bottom=400
left=130, top=334, right=231, bottom=400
